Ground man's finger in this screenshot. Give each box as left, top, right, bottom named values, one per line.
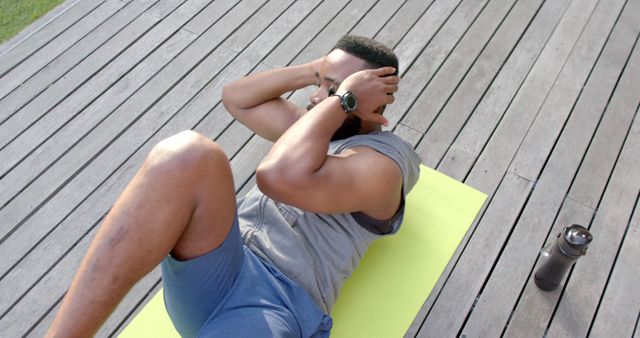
left=385, top=94, right=395, bottom=105
left=382, top=75, right=400, bottom=84
left=385, top=84, right=399, bottom=94
left=366, top=113, right=389, bottom=126
left=373, top=67, right=396, bottom=76
left=380, top=115, right=389, bottom=126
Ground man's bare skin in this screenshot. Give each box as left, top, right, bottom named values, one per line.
left=46, top=47, right=401, bottom=337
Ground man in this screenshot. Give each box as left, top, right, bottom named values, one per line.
left=46, top=35, right=421, bottom=337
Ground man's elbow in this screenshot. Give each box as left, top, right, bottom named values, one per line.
left=221, top=83, right=241, bottom=118
left=256, top=163, right=308, bottom=201
left=256, top=163, right=284, bottom=197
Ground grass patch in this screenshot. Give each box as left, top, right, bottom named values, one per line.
left=0, top=0, right=66, bottom=43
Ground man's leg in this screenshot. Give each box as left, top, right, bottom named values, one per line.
left=46, top=131, right=237, bottom=338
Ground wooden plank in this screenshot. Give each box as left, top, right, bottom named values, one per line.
left=0, top=0, right=127, bottom=100
left=0, top=28, right=196, bottom=239
left=507, top=0, right=631, bottom=182
left=183, top=0, right=241, bottom=35
left=385, top=0, right=482, bottom=128
left=0, top=0, right=237, bottom=210
left=454, top=0, right=598, bottom=194
left=261, top=0, right=347, bottom=68
left=547, top=101, right=640, bottom=338
left=584, top=198, right=640, bottom=338
left=414, top=0, right=602, bottom=335
left=391, top=0, right=461, bottom=81
left=414, top=0, right=560, bottom=168
left=396, top=0, right=520, bottom=143
left=0, top=0, right=198, bottom=173
left=214, top=119, right=255, bottom=157
left=0, top=27, right=197, bottom=272
left=568, top=66, right=640, bottom=207
left=435, top=11, right=572, bottom=182
left=0, top=0, right=183, bottom=126
left=0, top=0, right=209, bottom=209
left=26, top=301, right=62, bottom=337
left=374, top=0, right=435, bottom=49
left=230, top=136, right=274, bottom=191
left=415, top=172, right=533, bottom=336
left=349, top=0, right=406, bottom=38
left=409, top=0, right=605, bottom=331
left=0, top=0, right=81, bottom=56
left=0, top=0, right=157, bottom=126
left=0, top=0, right=105, bottom=77
left=392, top=123, right=422, bottom=148
left=404, top=1, right=572, bottom=331
left=504, top=37, right=640, bottom=338
left=460, top=1, right=636, bottom=333
left=238, top=175, right=258, bottom=198
left=216, top=1, right=293, bottom=53
left=0, top=0, right=269, bottom=289
left=289, top=0, right=386, bottom=66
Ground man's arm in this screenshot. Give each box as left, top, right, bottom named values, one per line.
left=221, top=61, right=320, bottom=142
left=256, top=67, right=402, bottom=219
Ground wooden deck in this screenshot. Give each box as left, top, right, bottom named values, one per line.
left=1, top=0, right=639, bottom=336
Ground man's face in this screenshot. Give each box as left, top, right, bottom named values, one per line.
left=307, top=49, right=369, bottom=140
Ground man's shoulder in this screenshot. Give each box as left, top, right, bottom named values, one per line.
left=332, top=131, right=422, bottom=195
left=332, top=130, right=408, bottom=148
left=331, top=131, right=416, bottom=159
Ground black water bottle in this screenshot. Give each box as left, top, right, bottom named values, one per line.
left=534, top=224, right=593, bottom=291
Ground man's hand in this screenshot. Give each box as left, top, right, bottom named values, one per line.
left=338, top=67, right=399, bottom=126
left=309, top=56, right=324, bottom=82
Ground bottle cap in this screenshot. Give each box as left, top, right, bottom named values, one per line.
left=559, top=224, right=593, bottom=257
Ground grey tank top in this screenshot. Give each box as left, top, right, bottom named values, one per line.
left=237, top=131, right=421, bottom=314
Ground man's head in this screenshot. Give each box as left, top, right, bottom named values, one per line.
left=308, top=35, right=399, bottom=140
left=333, top=35, right=399, bottom=75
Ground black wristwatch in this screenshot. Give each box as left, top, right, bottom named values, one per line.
left=330, top=91, right=358, bottom=114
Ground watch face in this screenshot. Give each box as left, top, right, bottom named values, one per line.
left=344, top=92, right=357, bottom=111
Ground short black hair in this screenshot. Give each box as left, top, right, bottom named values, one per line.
left=333, top=35, right=399, bottom=75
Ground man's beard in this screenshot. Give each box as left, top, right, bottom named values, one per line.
left=331, top=115, right=362, bottom=141
left=307, top=103, right=362, bottom=141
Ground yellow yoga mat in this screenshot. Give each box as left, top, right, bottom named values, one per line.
left=120, top=165, right=487, bottom=338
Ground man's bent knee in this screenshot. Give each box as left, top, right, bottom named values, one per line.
left=147, top=130, right=230, bottom=177
left=149, top=131, right=237, bottom=260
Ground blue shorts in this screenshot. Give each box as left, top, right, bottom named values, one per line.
left=160, top=216, right=332, bottom=337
